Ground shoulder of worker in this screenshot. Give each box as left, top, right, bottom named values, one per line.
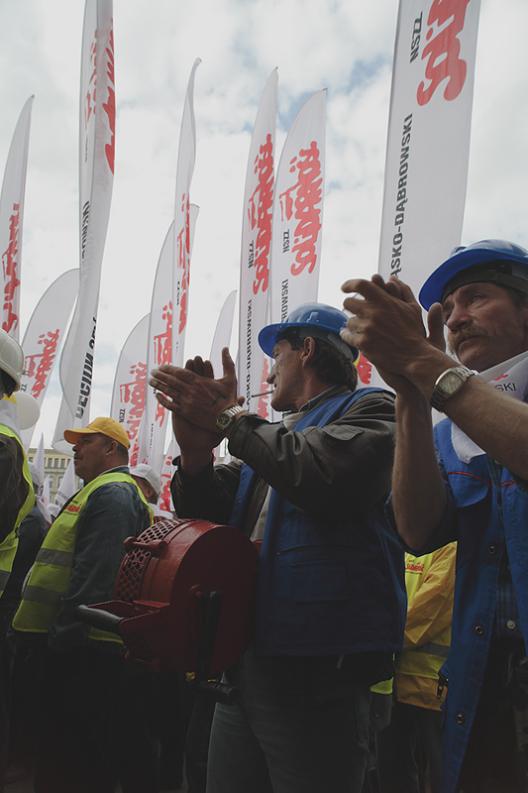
left=84, top=466, right=147, bottom=510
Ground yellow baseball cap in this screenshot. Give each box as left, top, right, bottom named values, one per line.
left=63, top=417, right=131, bottom=449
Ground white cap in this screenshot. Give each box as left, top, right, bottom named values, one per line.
left=130, top=463, right=161, bottom=498
left=0, top=329, right=24, bottom=390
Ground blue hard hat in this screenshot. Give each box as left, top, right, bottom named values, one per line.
left=419, top=239, right=528, bottom=309
left=258, top=302, right=357, bottom=360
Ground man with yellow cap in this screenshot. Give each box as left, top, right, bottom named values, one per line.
left=13, top=417, right=154, bottom=793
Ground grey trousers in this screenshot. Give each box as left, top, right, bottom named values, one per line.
left=206, top=648, right=371, bottom=793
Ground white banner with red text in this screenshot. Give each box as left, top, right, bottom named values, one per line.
left=139, top=205, right=199, bottom=472
left=53, top=0, right=115, bottom=452
left=19, top=268, right=79, bottom=448
left=0, top=96, right=33, bottom=340
left=238, top=70, right=277, bottom=419
left=110, top=313, right=149, bottom=450
left=172, top=58, right=201, bottom=368
left=270, top=90, right=326, bottom=326
left=378, top=0, right=480, bottom=293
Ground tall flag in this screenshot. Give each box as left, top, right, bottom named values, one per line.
left=53, top=0, right=115, bottom=453
left=32, top=433, right=46, bottom=490
left=19, top=269, right=79, bottom=448
left=172, top=58, right=201, bottom=369
left=0, top=96, right=34, bottom=340
left=139, top=205, right=199, bottom=471
left=110, top=313, right=149, bottom=449
left=158, top=438, right=177, bottom=516
left=378, top=0, right=480, bottom=292
left=270, top=90, right=326, bottom=325
left=51, top=458, right=78, bottom=516
left=238, top=70, right=277, bottom=419
left=210, top=290, right=237, bottom=378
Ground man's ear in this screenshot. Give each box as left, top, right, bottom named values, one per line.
left=301, top=336, right=317, bottom=366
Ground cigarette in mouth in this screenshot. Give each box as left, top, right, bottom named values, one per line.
left=251, top=390, right=274, bottom=398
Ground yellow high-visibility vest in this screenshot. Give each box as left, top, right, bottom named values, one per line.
left=13, top=470, right=152, bottom=644
left=0, top=423, right=35, bottom=597
left=396, top=543, right=456, bottom=710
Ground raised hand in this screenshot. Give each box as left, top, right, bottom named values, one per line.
left=150, top=348, right=241, bottom=435
left=341, top=274, right=449, bottom=396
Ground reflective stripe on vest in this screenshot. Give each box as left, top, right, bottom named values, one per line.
left=13, top=470, right=152, bottom=644
left=0, top=423, right=35, bottom=597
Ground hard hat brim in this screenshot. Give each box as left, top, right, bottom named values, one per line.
left=419, top=247, right=528, bottom=310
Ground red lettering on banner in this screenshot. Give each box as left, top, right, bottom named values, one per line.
left=129, top=434, right=140, bottom=468
left=278, top=141, right=322, bottom=277
left=177, top=194, right=191, bottom=335
left=248, top=134, right=274, bottom=295
left=120, top=361, right=147, bottom=441
left=159, top=453, right=173, bottom=512
left=2, top=203, right=21, bottom=334
left=153, top=303, right=172, bottom=426
left=102, top=29, right=116, bottom=174
left=25, top=329, right=60, bottom=399
left=257, top=358, right=270, bottom=419
left=417, top=0, right=470, bottom=105
left=84, top=37, right=97, bottom=129
left=356, top=353, right=372, bottom=385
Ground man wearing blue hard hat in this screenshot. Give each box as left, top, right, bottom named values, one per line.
left=342, top=240, right=528, bottom=793
left=150, top=302, right=405, bottom=793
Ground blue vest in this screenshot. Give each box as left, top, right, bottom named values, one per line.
left=229, top=389, right=406, bottom=657
left=434, top=417, right=528, bottom=793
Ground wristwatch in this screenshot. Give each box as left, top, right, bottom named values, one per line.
left=430, top=365, right=475, bottom=412
left=215, top=404, right=247, bottom=434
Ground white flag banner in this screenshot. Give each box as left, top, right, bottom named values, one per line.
left=238, top=70, right=277, bottom=419
left=378, top=0, right=480, bottom=291
left=32, top=434, right=46, bottom=491
left=172, top=58, right=200, bottom=368
left=40, top=476, right=52, bottom=525
left=139, top=205, right=199, bottom=471
left=0, top=96, right=34, bottom=340
left=210, top=290, right=237, bottom=378
left=158, top=438, right=177, bottom=516
left=20, top=269, right=79, bottom=447
left=51, top=458, right=78, bottom=515
left=270, top=90, right=326, bottom=326
left=110, top=313, right=148, bottom=449
left=53, top=0, right=115, bottom=453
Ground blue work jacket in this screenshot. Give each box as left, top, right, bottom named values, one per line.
left=433, top=418, right=528, bottom=793
left=229, top=389, right=406, bottom=657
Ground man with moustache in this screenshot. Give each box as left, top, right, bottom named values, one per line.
left=341, top=240, right=528, bottom=793
left=13, top=417, right=154, bottom=793
left=149, top=303, right=405, bottom=793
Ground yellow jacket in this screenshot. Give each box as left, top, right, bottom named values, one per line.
left=395, top=542, right=456, bottom=711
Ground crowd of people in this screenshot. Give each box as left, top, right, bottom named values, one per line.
left=1, top=238, right=528, bottom=792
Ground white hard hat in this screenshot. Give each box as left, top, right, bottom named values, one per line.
left=0, top=329, right=24, bottom=390
left=130, top=463, right=161, bottom=498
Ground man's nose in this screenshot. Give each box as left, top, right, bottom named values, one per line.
left=446, top=302, right=471, bottom=332
left=266, top=365, right=276, bottom=385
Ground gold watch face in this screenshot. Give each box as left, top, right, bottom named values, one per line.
left=215, top=411, right=232, bottom=431
left=438, top=370, right=464, bottom=397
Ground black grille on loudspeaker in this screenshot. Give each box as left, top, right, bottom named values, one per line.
left=114, top=518, right=180, bottom=602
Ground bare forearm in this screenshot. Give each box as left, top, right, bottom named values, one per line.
left=405, top=347, right=528, bottom=480
left=442, top=379, right=528, bottom=479
left=392, top=392, right=446, bottom=549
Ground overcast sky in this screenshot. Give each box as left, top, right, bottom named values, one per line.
left=1, top=0, right=527, bottom=447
